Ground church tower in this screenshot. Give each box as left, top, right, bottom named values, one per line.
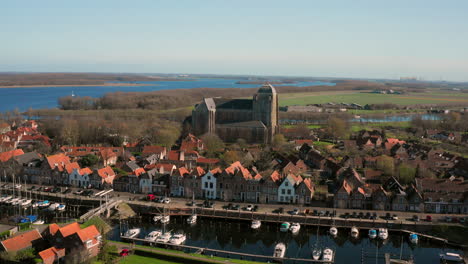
left=253, top=84, right=279, bottom=143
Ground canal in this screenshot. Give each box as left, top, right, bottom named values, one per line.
left=110, top=216, right=465, bottom=264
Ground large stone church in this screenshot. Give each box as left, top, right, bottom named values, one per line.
left=192, top=84, right=279, bottom=144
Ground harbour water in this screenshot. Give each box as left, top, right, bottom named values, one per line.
left=111, top=216, right=464, bottom=264
left=0, top=78, right=334, bottom=112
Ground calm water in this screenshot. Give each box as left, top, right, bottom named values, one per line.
left=112, top=216, right=464, bottom=264
left=0, top=78, right=334, bottom=112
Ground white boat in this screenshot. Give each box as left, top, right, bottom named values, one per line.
left=153, top=215, right=163, bottom=222
left=169, top=233, right=187, bottom=245
left=124, top=228, right=141, bottom=238
left=32, top=219, right=45, bottom=225
left=322, top=247, right=334, bottom=261
left=312, top=247, right=322, bottom=260
left=273, top=243, right=286, bottom=258
left=351, top=227, right=359, bottom=238
left=57, top=204, right=66, bottom=211
left=48, top=203, right=60, bottom=211
left=280, top=222, right=290, bottom=232
left=11, top=198, right=23, bottom=205
left=39, top=200, right=50, bottom=208
left=145, top=230, right=162, bottom=242
left=329, top=226, right=338, bottom=237
left=289, top=223, right=301, bottom=234
left=187, top=214, right=197, bottom=224
left=439, top=252, right=463, bottom=262
left=160, top=215, right=170, bottom=224
left=409, top=233, right=418, bottom=244
left=0, top=196, right=12, bottom=202
left=156, top=232, right=171, bottom=243
left=378, top=228, right=388, bottom=240
left=368, top=229, right=377, bottom=239
left=21, top=199, right=32, bottom=207
left=251, top=220, right=261, bottom=230
left=7, top=198, right=19, bottom=204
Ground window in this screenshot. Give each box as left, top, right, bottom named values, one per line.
left=220, top=183, right=223, bottom=189
left=281, top=189, right=285, bottom=195
left=285, top=182, right=288, bottom=187
left=205, top=182, right=208, bottom=188
left=287, top=189, right=291, bottom=195
left=209, top=183, right=213, bottom=189
left=208, top=176, right=211, bottom=180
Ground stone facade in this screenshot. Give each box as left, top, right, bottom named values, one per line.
left=192, top=84, right=279, bottom=144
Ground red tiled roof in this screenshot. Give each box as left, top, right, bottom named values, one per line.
left=178, top=167, right=190, bottom=176
left=194, top=166, right=205, bottom=177
left=97, top=166, right=116, bottom=179
left=0, top=229, right=42, bottom=252
left=46, top=153, right=71, bottom=172
left=303, top=178, right=314, bottom=192
left=76, top=225, right=100, bottom=243
left=156, top=163, right=176, bottom=172
left=384, top=138, right=406, bottom=150
left=39, top=247, right=65, bottom=262
left=100, top=148, right=117, bottom=159
left=196, top=157, right=220, bottom=164
left=210, top=167, right=222, bottom=174
left=65, top=162, right=80, bottom=174
left=167, top=150, right=180, bottom=161
left=133, top=167, right=145, bottom=176
left=142, top=145, right=166, bottom=155
left=79, top=167, right=92, bottom=175
left=270, top=170, right=281, bottom=182
left=254, top=173, right=262, bottom=180
left=58, top=222, right=81, bottom=238
left=48, top=224, right=60, bottom=236
left=0, top=149, right=24, bottom=162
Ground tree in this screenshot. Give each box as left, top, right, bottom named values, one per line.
left=272, top=134, right=287, bottom=148
left=97, top=239, right=118, bottom=264
left=201, top=134, right=225, bottom=157
left=80, top=154, right=99, bottom=167
left=255, top=149, right=273, bottom=171
left=376, top=155, right=394, bottom=176
left=398, top=163, right=416, bottom=184
left=326, top=117, right=347, bottom=142
left=223, top=150, right=240, bottom=164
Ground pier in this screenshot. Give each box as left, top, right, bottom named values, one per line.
left=120, top=236, right=336, bottom=263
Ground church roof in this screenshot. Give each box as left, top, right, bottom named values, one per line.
left=217, top=120, right=267, bottom=129
left=214, top=98, right=253, bottom=110
left=203, top=98, right=216, bottom=110
left=257, top=84, right=277, bottom=94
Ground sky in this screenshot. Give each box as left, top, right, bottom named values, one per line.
left=1, top=0, right=468, bottom=81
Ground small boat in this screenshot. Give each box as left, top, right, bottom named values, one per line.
left=57, top=204, right=66, bottom=211
left=251, top=220, right=261, bottom=230
left=280, top=222, right=290, bottom=232
left=39, top=200, right=50, bottom=208
left=0, top=196, right=12, bottom=202
left=124, top=228, right=141, bottom=238
left=187, top=214, right=197, bottom=224
left=169, top=233, right=187, bottom=245
left=7, top=198, right=19, bottom=204
left=156, top=232, right=171, bottom=243
left=273, top=243, right=286, bottom=258
left=11, top=198, right=23, bottom=205
left=409, top=233, right=418, bottom=244
left=48, top=203, right=60, bottom=211
left=351, top=227, right=359, bottom=238
left=21, top=199, right=32, bottom=207
left=289, top=223, right=301, bottom=234
left=378, top=228, right=388, bottom=240
left=312, top=247, right=322, bottom=260
left=160, top=215, right=170, bottom=224
left=322, top=247, right=334, bottom=261
left=145, top=230, right=162, bottom=242
left=153, top=215, right=163, bottom=222
left=329, top=226, right=338, bottom=237
left=368, top=229, right=377, bottom=239
left=32, top=219, right=45, bottom=225
left=439, top=252, right=463, bottom=262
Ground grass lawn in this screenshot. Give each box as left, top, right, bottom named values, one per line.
left=120, top=254, right=179, bottom=264
left=278, top=92, right=468, bottom=106
left=350, top=121, right=411, bottom=132
left=281, top=124, right=322, bottom=129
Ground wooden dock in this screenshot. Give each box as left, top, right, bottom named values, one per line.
left=121, top=236, right=336, bottom=263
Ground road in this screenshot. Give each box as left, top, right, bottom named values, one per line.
left=1, top=183, right=467, bottom=225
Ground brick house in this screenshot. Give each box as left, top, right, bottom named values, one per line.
left=259, top=171, right=281, bottom=204
left=372, top=186, right=390, bottom=210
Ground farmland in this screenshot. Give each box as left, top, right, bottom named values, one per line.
left=278, top=91, right=468, bottom=106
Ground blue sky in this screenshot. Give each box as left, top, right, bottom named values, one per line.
left=1, top=0, right=468, bottom=81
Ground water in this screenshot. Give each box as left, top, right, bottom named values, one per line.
left=0, top=78, right=334, bottom=112
left=111, top=216, right=463, bottom=264
left=280, top=114, right=443, bottom=125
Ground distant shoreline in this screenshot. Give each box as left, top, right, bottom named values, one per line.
left=0, top=82, right=154, bottom=88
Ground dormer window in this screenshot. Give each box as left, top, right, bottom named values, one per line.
left=285, top=182, right=288, bottom=187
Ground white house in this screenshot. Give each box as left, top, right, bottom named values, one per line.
left=201, top=171, right=217, bottom=199
left=139, top=173, right=153, bottom=194
left=277, top=174, right=302, bottom=203
left=68, top=167, right=92, bottom=188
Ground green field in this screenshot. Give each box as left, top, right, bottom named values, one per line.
left=120, top=255, right=178, bottom=264
left=278, top=92, right=468, bottom=106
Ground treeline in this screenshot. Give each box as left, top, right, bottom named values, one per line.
left=58, top=80, right=382, bottom=111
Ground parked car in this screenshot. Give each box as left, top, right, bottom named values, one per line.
left=365, top=212, right=371, bottom=219
left=391, top=214, right=399, bottom=220
left=28, top=186, right=36, bottom=191
left=385, top=213, right=391, bottom=220
left=119, top=249, right=130, bottom=257
left=325, top=210, right=330, bottom=216
left=62, top=189, right=72, bottom=194
left=358, top=212, right=364, bottom=219
left=36, top=187, right=43, bottom=192
left=312, top=209, right=318, bottom=216
left=231, top=204, right=240, bottom=210
left=245, top=204, right=254, bottom=211
left=51, top=187, right=61, bottom=193
left=74, top=189, right=84, bottom=195
left=460, top=217, right=466, bottom=224
left=187, top=200, right=196, bottom=206
left=43, top=187, right=52, bottom=192
left=274, top=207, right=284, bottom=214
left=445, top=216, right=452, bottom=223
left=352, top=212, right=357, bottom=218
left=224, top=203, right=233, bottom=210
left=343, top=212, right=350, bottom=219
left=291, top=208, right=299, bottom=215
left=371, top=212, right=378, bottom=220
left=412, top=215, right=420, bottom=222
left=253, top=205, right=259, bottom=212
left=162, top=198, right=171, bottom=204
left=426, top=215, right=432, bottom=222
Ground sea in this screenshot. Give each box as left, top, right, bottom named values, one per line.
left=0, top=78, right=335, bottom=112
